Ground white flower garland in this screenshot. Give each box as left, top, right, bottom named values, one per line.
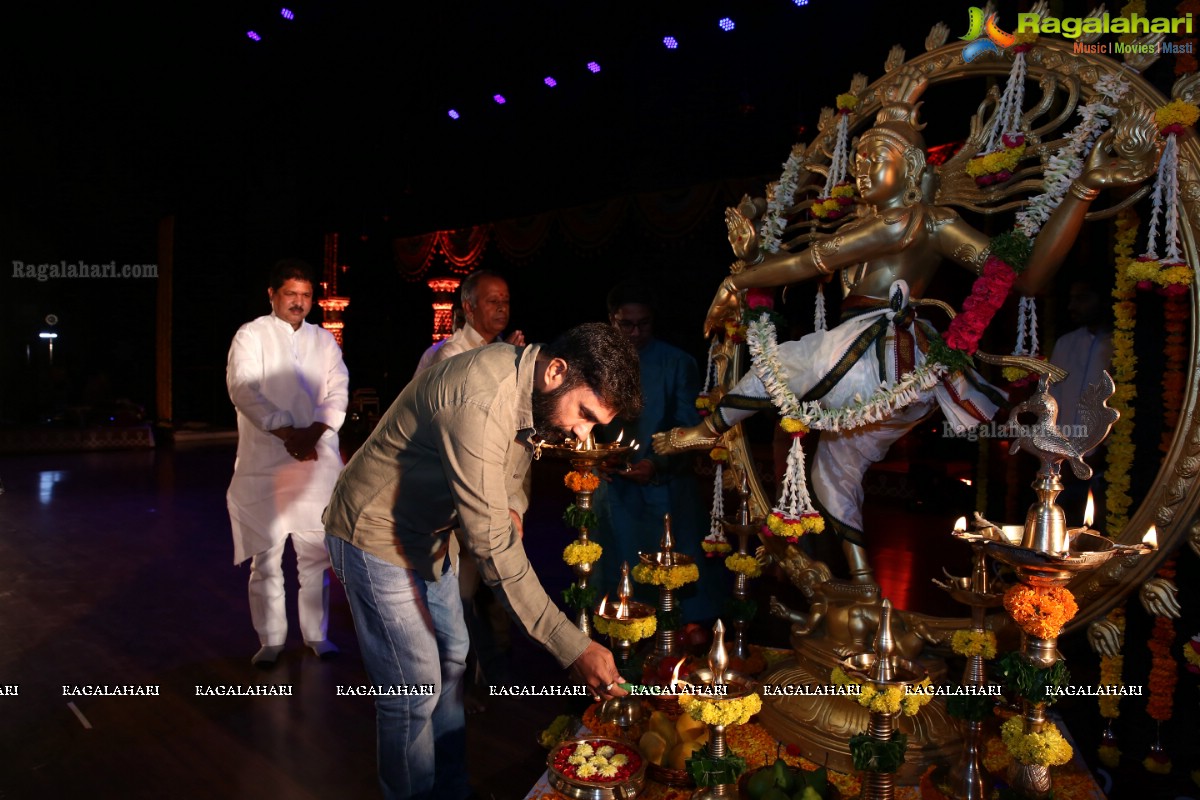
left=745, top=313, right=946, bottom=434
left=759, top=144, right=807, bottom=254
left=822, top=113, right=853, bottom=196
left=1145, top=133, right=1185, bottom=263
left=814, top=283, right=827, bottom=332
left=1008, top=72, right=1130, bottom=359
left=983, top=51, right=1028, bottom=154
left=1015, top=73, right=1129, bottom=237
left=708, top=463, right=726, bottom=540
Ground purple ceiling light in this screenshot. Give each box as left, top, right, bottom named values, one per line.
left=663, top=36, right=679, bottom=49
left=718, top=17, right=735, bottom=31
left=493, top=94, right=506, bottom=104
left=448, top=109, right=461, bottom=120
left=281, top=8, right=294, bottom=20
left=544, top=76, right=557, bottom=87
left=246, top=31, right=262, bottom=41
left=586, top=61, right=601, bottom=73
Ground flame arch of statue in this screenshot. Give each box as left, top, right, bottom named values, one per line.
left=714, top=31, right=1200, bottom=637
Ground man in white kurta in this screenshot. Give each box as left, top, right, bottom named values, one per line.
left=227, top=260, right=349, bottom=665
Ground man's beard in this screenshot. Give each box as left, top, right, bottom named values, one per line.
left=531, top=383, right=571, bottom=444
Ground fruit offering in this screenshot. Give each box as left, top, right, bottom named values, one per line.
left=637, top=710, right=710, bottom=769
left=743, top=757, right=828, bottom=800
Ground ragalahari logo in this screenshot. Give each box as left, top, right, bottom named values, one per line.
left=961, top=7, right=1015, bottom=62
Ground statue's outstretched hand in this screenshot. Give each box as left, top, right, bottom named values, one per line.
left=725, top=206, right=760, bottom=262
left=1079, top=122, right=1160, bottom=192
left=703, top=278, right=741, bottom=339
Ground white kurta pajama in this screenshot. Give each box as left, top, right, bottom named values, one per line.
left=226, top=313, right=349, bottom=646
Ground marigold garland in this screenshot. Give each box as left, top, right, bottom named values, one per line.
left=724, top=553, right=761, bottom=579
left=1155, top=98, right=1200, bottom=131
left=1160, top=293, right=1188, bottom=452
left=830, top=667, right=934, bottom=716
left=563, top=539, right=602, bottom=567
left=593, top=613, right=656, bottom=643
left=701, top=540, right=733, bottom=556
left=1003, top=584, right=1079, bottom=639
left=678, top=691, right=762, bottom=727
left=632, top=562, right=699, bottom=590
left=1146, top=562, right=1179, bottom=724
left=763, top=510, right=825, bottom=542
left=967, top=138, right=1026, bottom=184
left=1098, top=606, right=1126, bottom=721
left=951, top=629, right=998, bottom=660
left=999, top=716, right=1073, bottom=767
left=1105, top=208, right=1139, bottom=535
left=564, top=470, right=600, bottom=493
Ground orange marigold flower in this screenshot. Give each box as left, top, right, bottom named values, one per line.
left=1002, top=584, right=1078, bottom=639
left=564, top=471, right=600, bottom=493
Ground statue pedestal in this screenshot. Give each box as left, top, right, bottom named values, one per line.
left=756, top=644, right=959, bottom=785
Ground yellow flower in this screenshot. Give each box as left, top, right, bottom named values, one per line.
left=1013, top=29, right=1039, bottom=45
left=1000, top=717, right=1073, bottom=767
left=702, top=539, right=733, bottom=555
left=835, top=93, right=858, bottom=111
left=632, top=562, right=700, bottom=589
left=710, top=446, right=730, bottom=462
left=1156, top=98, right=1200, bottom=130
left=1098, top=743, right=1121, bottom=768
left=966, top=143, right=1026, bottom=177
left=951, top=630, right=998, bottom=659
left=779, top=417, right=809, bottom=434
left=1158, top=265, right=1194, bottom=286
left=724, top=553, right=762, bottom=578
left=593, top=613, right=656, bottom=642
left=563, top=539, right=603, bottom=566
left=678, top=691, right=763, bottom=726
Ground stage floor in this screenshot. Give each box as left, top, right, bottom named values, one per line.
left=0, top=444, right=1195, bottom=799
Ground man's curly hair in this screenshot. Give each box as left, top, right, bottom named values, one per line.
left=543, top=323, right=643, bottom=420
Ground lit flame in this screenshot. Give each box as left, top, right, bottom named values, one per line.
left=616, top=595, right=629, bottom=620
left=629, top=439, right=638, bottom=451
left=574, top=439, right=584, bottom=451
left=670, top=657, right=688, bottom=691
left=1083, top=490, right=1094, bottom=529
left=616, top=430, right=624, bottom=444
left=959, top=478, right=973, bottom=487
left=1143, top=526, right=1157, bottom=549
left=597, top=594, right=608, bottom=615
left=953, top=516, right=967, bottom=532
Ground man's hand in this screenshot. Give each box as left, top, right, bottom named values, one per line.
left=618, top=460, right=655, bottom=486
left=270, top=426, right=296, bottom=442
left=509, top=508, right=524, bottom=540
left=284, top=423, right=327, bottom=461
left=569, top=641, right=627, bottom=701
left=504, top=330, right=526, bottom=347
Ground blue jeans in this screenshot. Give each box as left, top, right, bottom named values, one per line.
left=326, top=536, right=469, bottom=800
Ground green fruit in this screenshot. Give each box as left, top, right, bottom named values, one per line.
left=806, top=766, right=829, bottom=795
left=747, top=769, right=776, bottom=800
left=793, top=786, right=821, bottom=800
left=771, top=757, right=796, bottom=792
left=761, top=789, right=791, bottom=800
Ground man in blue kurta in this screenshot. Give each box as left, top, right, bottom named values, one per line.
left=593, top=280, right=721, bottom=622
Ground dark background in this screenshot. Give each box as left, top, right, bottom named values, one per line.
left=3, top=0, right=1151, bottom=427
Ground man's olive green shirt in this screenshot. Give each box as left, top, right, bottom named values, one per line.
left=323, top=343, right=590, bottom=668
